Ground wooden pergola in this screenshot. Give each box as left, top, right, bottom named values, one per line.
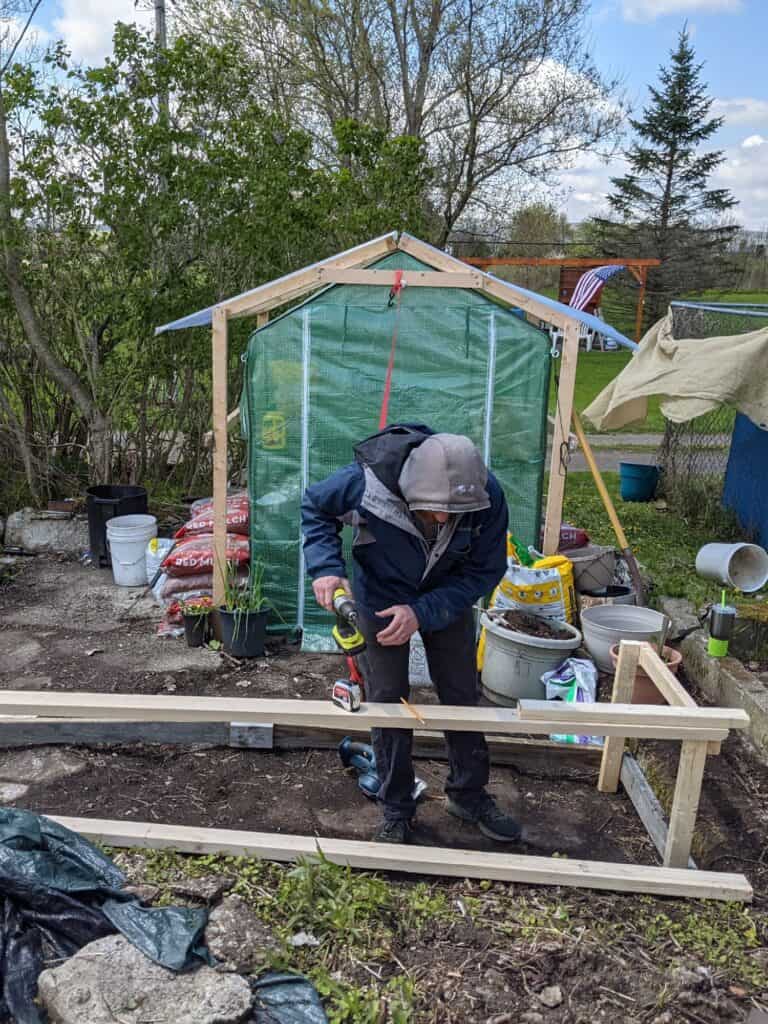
left=462, top=257, right=661, bottom=344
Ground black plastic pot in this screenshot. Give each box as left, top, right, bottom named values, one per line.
left=218, top=608, right=269, bottom=658
left=86, top=485, right=148, bottom=568
left=183, top=613, right=210, bottom=648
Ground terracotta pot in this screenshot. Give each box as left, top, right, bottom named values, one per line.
left=608, top=644, right=683, bottom=705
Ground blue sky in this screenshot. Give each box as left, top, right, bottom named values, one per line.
left=562, top=0, right=768, bottom=226
left=30, top=0, right=768, bottom=228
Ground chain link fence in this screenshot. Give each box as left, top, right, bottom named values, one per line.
left=658, top=301, right=768, bottom=524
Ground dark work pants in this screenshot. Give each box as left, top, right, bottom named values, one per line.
left=358, top=609, right=490, bottom=822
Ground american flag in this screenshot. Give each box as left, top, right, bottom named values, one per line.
left=569, top=264, right=625, bottom=311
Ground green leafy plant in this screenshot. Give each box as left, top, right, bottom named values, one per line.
left=179, top=595, right=214, bottom=618
left=219, top=558, right=268, bottom=613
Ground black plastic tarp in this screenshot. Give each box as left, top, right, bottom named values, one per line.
left=0, top=808, right=209, bottom=1024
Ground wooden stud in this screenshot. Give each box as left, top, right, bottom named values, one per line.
left=223, top=233, right=398, bottom=319
left=598, top=641, right=642, bottom=793
left=211, top=305, right=229, bottom=608
left=637, top=644, right=696, bottom=707
left=664, top=739, right=708, bottom=868
left=316, top=268, right=482, bottom=288
left=634, top=267, right=648, bottom=344
left=518, top=699, right=748, bottom=732
left=463, top=257, right=661, bottom=270
left=397, top=233, right=573, bottom=330
left=0, top=691, right=731, bottom=741
left=620, top=752, right=696, bottom=869
left=50, top=816, right=751, bottom=901
left=542, top=319, right=580, bottom=554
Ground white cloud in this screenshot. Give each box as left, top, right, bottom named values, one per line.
left=622, top=0, right=742, bottom=21
left=53, top=0, right=153, bottom=63
left=712, top=97, right=768, bottom=126
left=742, top=135, right=767, bottom=149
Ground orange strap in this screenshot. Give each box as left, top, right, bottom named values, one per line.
left=378, top=270, right=404, bottom=429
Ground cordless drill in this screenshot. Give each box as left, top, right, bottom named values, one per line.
left=330, top=588, right=366, bottom=711
left=331, top=588, right=366, bottom=656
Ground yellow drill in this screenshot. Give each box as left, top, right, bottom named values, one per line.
left=331, top=588, right=366, bottom=656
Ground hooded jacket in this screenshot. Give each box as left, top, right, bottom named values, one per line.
left=300, top=424, right=508, bottom=633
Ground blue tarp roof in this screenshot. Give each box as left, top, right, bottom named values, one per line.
left=155, top=232, right=638, bottom=351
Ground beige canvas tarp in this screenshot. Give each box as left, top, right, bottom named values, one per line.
left=584, top=310, right=768, bottom=431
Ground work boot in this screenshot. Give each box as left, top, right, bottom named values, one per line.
left=446, top=793, right=522, bottom=843
left=373, top=819, right=414, bottom=844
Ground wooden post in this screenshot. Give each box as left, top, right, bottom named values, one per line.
left=664, top=739, right=708, bottom=868
left=542, top=319, right=579, bottom=555
left=212, top=305, right=228, bottom=607
left=598, top=640, right=642, bottom=793
left=634, top=267, right=647, bottom=344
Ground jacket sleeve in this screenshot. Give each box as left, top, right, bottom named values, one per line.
left=300, top=464, right=365, bottom=580
left=410, top=475, right=508, bottom=633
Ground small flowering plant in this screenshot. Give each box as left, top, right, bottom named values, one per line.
left=180, top=595, right=214, bottom=617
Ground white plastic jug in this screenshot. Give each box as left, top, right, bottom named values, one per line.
left=106, top=514, right=158, bottom=587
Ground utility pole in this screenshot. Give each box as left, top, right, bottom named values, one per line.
left=155, top=0, right=169, bottom=125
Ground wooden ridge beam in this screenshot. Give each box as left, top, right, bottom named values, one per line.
left=50, top=816, right=751, bottom=901
left=0, top=692, right=730, bottom=741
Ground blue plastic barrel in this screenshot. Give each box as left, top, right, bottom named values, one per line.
left=619, top=462, right=659, bottom=502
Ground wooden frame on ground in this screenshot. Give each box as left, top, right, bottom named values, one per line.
left=0, top=643, right=751, bottom=901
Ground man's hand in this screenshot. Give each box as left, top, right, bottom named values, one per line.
left=376, top=605, right=419, bottom=647
left=312, top=575, right=350, bottom=611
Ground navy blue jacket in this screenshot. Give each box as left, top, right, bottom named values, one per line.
left=300, top=425, right=508, bottom=633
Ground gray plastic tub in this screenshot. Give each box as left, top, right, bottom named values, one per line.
left=580, top=604, right=668, bottom=673
left=481, top=611, right=582, bottom=706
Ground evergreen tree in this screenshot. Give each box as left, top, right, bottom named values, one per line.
left=594, top=29, right=738, bottom=328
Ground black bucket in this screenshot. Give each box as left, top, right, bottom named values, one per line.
left=86, top=485, right=148, bottom=568
left=218, top=608, right=269, bottom=658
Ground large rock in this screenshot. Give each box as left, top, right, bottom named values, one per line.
left=4, top=507, right=88, bottom=556
left=205, top=894, right=281, bottom=973
left=37, top=934, right=252, bottom=1024
left=0, top=748, right=86, bottom=785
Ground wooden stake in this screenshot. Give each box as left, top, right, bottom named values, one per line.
left=212, top=305, right=228, bottom=608
left=543, top=320, right=580, bottom=554
left=598, top=641, right=642, bottom=793
left=664, top=739, right=708, bottom=868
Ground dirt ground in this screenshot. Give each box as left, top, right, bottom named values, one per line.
left=2, top=556, right=768, bottom=1022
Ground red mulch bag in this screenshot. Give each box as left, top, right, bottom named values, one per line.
left=161, top=569, right=248, bottom=599
left=162, top=534, right=250, bottom=577
left=177, top=493, right=249, bottom=538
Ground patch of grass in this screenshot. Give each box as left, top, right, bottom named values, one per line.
left=686, top=289, right=768, bottom=306
left=560, top=471, right=747, bottom=606
left=549, top=351, right=666, bottom=434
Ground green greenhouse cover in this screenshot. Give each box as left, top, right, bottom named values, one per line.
left=242, top=251, right=551, bottom=650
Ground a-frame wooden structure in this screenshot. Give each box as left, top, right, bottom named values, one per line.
left=157, top=231, right=629, bottom=603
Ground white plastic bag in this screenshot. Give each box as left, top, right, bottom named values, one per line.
left=409, top=631, right=432, bottom=687
left=541, top=658, right=602, bottom=746
left=146, top=537, right=175, bottom=585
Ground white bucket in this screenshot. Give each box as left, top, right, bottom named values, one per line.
left=480, top=611, right=582, bottom=705
left=106, top=514, right=158, bottom=587
left=695, top=543, right=768, bottom=593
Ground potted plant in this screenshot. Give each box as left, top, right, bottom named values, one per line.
left=218, top=560, right=270, bottom=658
left=180, top=595, right=214, bottom=648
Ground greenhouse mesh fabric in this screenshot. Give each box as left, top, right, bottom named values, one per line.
left=242, top=251, right=551, bottom=650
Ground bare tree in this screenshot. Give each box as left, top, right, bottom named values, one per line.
left=174, top=0, right=624, bottom=242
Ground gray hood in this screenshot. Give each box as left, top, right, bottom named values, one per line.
left=398, top=434, right=490, bottom=513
